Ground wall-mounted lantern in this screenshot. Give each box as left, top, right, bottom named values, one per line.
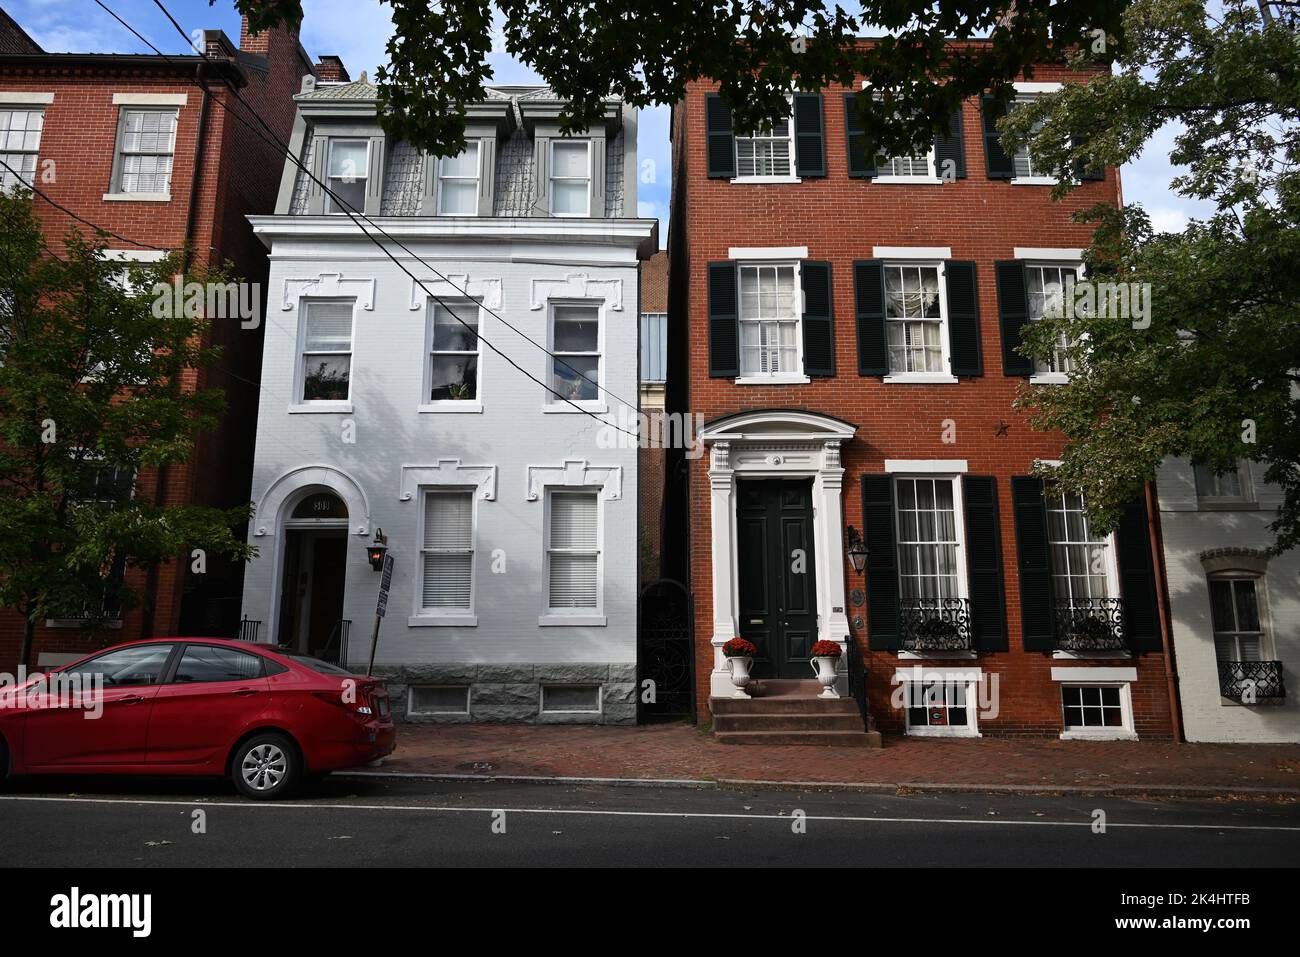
left=366, top=528, right=389, bottom=570
left=845, top=525, right=868, bottom=575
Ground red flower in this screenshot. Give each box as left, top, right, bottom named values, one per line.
left=810, top=640, right=842, bottom=658
left=723, top=637, right=758, bottom=658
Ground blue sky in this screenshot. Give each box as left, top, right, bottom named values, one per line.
left=10, top=0, right=1214, bottom=242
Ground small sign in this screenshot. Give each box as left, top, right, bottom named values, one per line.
left=376, top=553, right=394, bottom=618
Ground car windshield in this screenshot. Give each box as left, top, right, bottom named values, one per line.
left=276, top=650, right=357, bottom=677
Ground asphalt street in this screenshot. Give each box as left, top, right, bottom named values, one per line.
left=1, top=773, right=1298, bottom=867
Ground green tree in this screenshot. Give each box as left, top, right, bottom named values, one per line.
left=998, top=0, right=1300, bottom=550
left=237, top=0, right=1128, bottom=157
left=0, top=191, right=255, bottom=668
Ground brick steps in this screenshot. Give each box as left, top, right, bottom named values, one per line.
left=710, top=692, right=881, bottom=747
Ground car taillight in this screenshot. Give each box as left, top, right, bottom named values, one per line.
left=312, top=690, right=373, bottom=716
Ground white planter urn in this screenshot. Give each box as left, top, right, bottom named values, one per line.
left=810, top=655, right=840, bottom=698
left=726, top=655, right=753, bottom=698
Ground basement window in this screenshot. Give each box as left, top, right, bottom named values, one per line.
left=540, top=684, right=602, bottom=714
left=408, top=685, right=470, bottom=715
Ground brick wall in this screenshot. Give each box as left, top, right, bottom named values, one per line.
left=674, top=65, right=1176, bottom=738
left=0, top=22, right=313, bottom=669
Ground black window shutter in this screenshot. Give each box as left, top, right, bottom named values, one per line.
left=853, top=259, right=887, bottom=375
left=1011, top=476, right=1056, bottom=651
left=963, top=475, right=1008, bottom=651
left=707, top=261, right=738, bottom=377
left=862, top=475, right=900, bottom=649
left=793, top=93, right=826, bottom=178
left=934, top=107, right=966, bottom=180
left=995, top=260, right=1032, bottom=377
left=981, top=94, right=1014, bottom=179
left=843, top=93, right=876, bottom=179
left=945, top=260, right=981, bottom=376
left=1072, top=135, right=1105, bottom=181
left=800, top=260, right=834, bottom=376
left=1116, top=494, right=1161, bottom=651
left=705, top=93, right=735, bottom=179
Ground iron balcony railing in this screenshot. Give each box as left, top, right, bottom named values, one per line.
left=234, top=617, right=262, bottom=643
left=900, top=598, right=973, bottom=652
left=1218, top=660, right=1286, bottom=702
left=1054, top=597, right=1127, bottom=651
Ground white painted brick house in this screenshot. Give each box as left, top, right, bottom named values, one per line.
left=241, top=76, right=657, bottom=723
left=1157, top=458, right=1299, bottom=742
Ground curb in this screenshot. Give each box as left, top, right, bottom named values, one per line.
left=334, top=769, right=1300, bottom=801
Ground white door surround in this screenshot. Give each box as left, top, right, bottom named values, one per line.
left=699, top=409, right=858, bottom=699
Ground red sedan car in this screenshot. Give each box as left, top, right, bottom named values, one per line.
left=0, top=638, right=394, bottom=799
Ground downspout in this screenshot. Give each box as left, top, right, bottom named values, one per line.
left=1146, top=478, right=1183, bottom=742
left=140, top=59, right=212, bottom=638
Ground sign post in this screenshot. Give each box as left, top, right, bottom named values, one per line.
left=367, top=553, right=394, bottom=676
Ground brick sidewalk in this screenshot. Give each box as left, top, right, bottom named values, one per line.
left=375, top=722, right=1300, bottom=795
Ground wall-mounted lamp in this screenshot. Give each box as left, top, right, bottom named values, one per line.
left=366, top=528, right=389, bottom=570
left=845, top=525, right=868, bottom=575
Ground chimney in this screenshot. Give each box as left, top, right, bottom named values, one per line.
left=314, top=55, right=350, bottom=83
left=201, top=29, right=237, bottom=59
left=239, top=14, right=271, bottom=55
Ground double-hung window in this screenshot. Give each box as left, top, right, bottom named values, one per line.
left=549, top=140, right=591, bottom=216
left=735, top=113, right=794, bottom=178
left=1026, top=262, right=1081, bottom=379
left=427, top=303, right=480, bottom=402
left=546, top=490, right=600, bottom=613
left=1045, top=492, right=1115, bottom=608
left=438, top=142, right=480, bottom=215
left=550, top=304, right=600, bottom=403
left=1210, top=577, right=1264, bottom=663
left=0, top=107, right=44, bottom=190
left=884, top=262, right=946, bottom=375
left=738, top=262, right=800, bottom=378
left=871, top=96, right=935, bottom=181
left=420, top=490, right=475, bottom=614
left=325, top=139, right=368, bottom=214
left=1008, top=94, right=1055, bottom=183
left=894, top=476, right=962, bottom=608
left=1194, top=461, right=1252, bottom=506
left=299, top=300, right=353, bottom=402
left=113, top=108, right=177, bottom=194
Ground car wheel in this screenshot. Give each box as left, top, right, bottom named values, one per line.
left=232, top=733, right=300, bottom=800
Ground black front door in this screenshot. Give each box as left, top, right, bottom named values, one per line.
left=737, top=479, right=818, bottom=678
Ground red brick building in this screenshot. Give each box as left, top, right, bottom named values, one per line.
left=0, top=16, right=322, bottom=669
left=668, top=58, right=1177, bottom=741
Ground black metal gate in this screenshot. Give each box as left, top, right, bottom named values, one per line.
left=637, top=578, right=695, bottom=721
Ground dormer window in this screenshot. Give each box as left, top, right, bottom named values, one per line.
left=438, top=143, right=480, bottom=215
left=549, top=140, right=591, bottom=216
left=325, top=139, right=368, bottom=214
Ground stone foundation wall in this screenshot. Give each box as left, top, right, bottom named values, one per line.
left=375, top=663, right=637, bottom=725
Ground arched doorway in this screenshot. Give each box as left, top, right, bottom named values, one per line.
left=278, top=489, right=350, bottom=658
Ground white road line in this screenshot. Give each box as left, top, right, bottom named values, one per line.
left=1, top=794, right=1297, bottom=832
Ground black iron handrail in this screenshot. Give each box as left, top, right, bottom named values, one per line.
left=843, top=632, right=870, bottom=731
left=234, top=617, right=262, bottom=642
left=1054, top=597, right=1126, bottom=651
left=1218, top=660, right=1285, bottom=702
left=900, top=598, right=972, bottom=652
left=319, top=619, right=351, bottom=665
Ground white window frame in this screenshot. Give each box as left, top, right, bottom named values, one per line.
left=540, top=486, right=605, bottom=626
left=412, top=487, right=478, bottom=626
left=895, top=668, right=982, bottom=738
left=324, top=137, right=369, bottom=215
left=732, top=97, right=799, bottom=183
left=880, top=258, right=955, bottom=384
left=407, top=685, right=471, bottom=716
left=1024, top=260, right=1084, bottom=385
left=1050, top=667, right=1138, bottom=740
left=437, top=141, right=481, bottom=216
left=291, top=297, right=356, bottom=413
left=0, top=103, right=46, bottom=193
left=1208, top=572, right=1272, bottom=662
left=734, top=259, right=808, bottom=385
left=1044, top=490, right=1122, bottom=606
left=544, top=299, right=606, bottom=413
left=1008, top=83, right=1062, bottom=186
left=107, top=105, right=179, bottom=200
left=891, top=473, right=969, bottom=604
left=420, top=300, right=483, bottom=413
left=549, top=139, right=592, bottom=217
left=540, top=684, right=604, bottom=715
left=1193, top=460, right=1254, bottom=508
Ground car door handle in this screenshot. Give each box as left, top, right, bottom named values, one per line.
left=231, top=688, right=259, bottom=696
left=117, top=695, right=146, bottom=705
